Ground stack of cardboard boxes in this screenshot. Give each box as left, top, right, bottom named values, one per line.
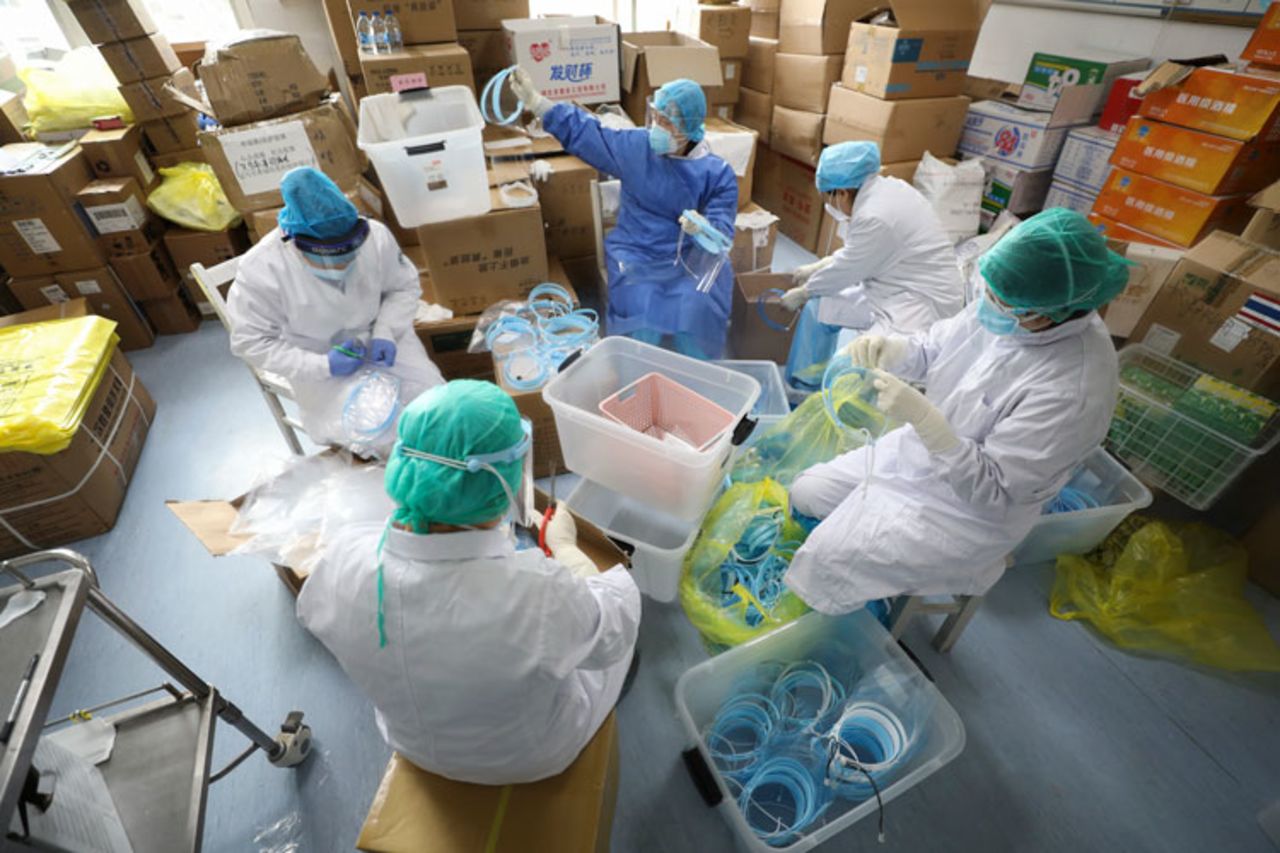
left=681, top=4, right=753, bottom=121
left=1243, top=1, right=1280, bottom=76
left=351, top=1, right=476, bottom=97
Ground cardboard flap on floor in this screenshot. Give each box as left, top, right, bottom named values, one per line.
left=166, top=499, right=249, bottom=557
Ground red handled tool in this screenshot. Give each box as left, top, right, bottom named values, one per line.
left=538, top=463, right=557, bottom=556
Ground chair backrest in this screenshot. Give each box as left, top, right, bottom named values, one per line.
left=189, top=256, right=241, bottom=333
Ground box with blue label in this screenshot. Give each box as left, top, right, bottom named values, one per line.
left=840, top=0, right=981, bottom=101
left=972, top=157, right=1053, bottom=229
left=959, top=99, right=1084, bottom=169
left=1017, top=50, right=1149, bottom=122
left=1053, top=125, right=1120, bottom=193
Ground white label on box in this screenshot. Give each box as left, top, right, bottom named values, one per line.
left=1209, top=317, right=1251, bottom=353
left=39, top=284, right=70, bottom=303
left=74, top=279, right=102, bottom=295
left=134, top=150, right=155, bottom=186
left=86, top=196, right=148, bottom=234
left=13, top=218, right=61, bottom=254
left=218, top=121, right=317, bottom=196
left=725, top=63, right=736, bottom=80
left=855, top=65, right=869, bottom=84
left=421, top=158, right=448, bottom=192
left=1142, top=323, right=1181, bottom=356
left=358, top=183, right=384, bottom=217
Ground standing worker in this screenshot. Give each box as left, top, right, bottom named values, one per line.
left=227, top=167, right=443, bottom=450
left=780, top=142, right=965, bottom=389
left=298, top=381, right=640, bottom=784
left=509, top=68, right=739, bottom=360
left=784, top=209, right=1129, bottom=612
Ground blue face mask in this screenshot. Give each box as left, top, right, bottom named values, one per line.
left=648, top=125, right=676, bottom=156
left=977, top=291, right=1029, bottom=336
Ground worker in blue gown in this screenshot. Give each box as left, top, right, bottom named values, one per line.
left=510, top=69, right=739, bottom=360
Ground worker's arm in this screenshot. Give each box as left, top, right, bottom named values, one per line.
left=701, top=160, right=739, bottom=241
left=874, top=307, right=972, bottom=384
left=372, top=230, right=422, bottom=343
left=804, top=214, right=896, bottom=298
left=539, top=562, right=641, bottom=675
left=227, top=266, right=330, bottom=383
left=542, top=102, right=643, bottom=180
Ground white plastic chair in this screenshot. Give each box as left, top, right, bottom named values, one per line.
left=589, top=177, right=621, bottom=298
left=190, top=257, right=306, bottom=456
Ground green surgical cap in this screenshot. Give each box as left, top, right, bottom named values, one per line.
left=384, top=380, right=525, bottom=529
left=979, top=208, right=1134, bottom=322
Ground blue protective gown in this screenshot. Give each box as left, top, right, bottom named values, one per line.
left=543, top=103, right=739, bottom=359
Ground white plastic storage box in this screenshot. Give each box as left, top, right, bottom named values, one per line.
left=1107, top=346, right=1280, bottom=511
left=675, top=610, right=966, bottom=852
left=1011, top=447, right=1152, bottom=565
left=356, top=87, right=489, bottom=227
left=716, top=360, right=790, bottom=420
left=565, top=478, right=700, bottom=602
left=543, top=338, right=761, bottom=522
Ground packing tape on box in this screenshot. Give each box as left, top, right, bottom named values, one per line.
left=0, top=363, right=153, bottom=552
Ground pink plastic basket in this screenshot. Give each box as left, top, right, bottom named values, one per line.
left=598, top=372, right=737, bottom=452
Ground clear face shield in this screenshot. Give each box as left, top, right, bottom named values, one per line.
left=646, top=99, right=687, bottom=155
left=292, top=218, right=371, bottom=283
left=676, top=209, right=734, bottom=295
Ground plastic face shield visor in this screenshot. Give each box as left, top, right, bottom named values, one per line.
left=646, top=100, right=686, bottom=145
left=293, top=218, right=371, bottom=272
left=676, top=210, right=734, bottom=295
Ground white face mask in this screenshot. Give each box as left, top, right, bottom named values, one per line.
left=824, top=202, right=851, bottom=224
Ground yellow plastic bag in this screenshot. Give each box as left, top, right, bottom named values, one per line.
left=20, top=48, right=133, bottom=134
left=0, top=316, right=119, bottom=455
left=146, top=163, right=242, bottom=232
left=1050, top=518, right=1280, bottom=672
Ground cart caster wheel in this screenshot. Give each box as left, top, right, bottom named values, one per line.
left=270, top=711, right=312, bottom=768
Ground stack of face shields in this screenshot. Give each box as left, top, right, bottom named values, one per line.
left=468, top=283, right=599, bottom=392
left=0, top=316, right=119, bottom=454
left=677, top=209, right=734, bottom=294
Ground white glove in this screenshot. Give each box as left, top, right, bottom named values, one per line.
left=509, top=66, right=549, bottom=117
left=792, top=256, right=834, bottom=286
left=780, top=286, right=810, bottom=312
left=871, top=370, right=959, bottom=455
left=845, top=335, right=910, bottom=371
left=679, top=213, right=701, bottom=235
left=545, top=502, right=597, bottom=578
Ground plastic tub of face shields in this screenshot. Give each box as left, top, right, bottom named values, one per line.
left=544, top=337, right=761, bottom=522
left=715, top=360, right=790, bottom=420
left=1011, top=447, right=1153, bottom=566
left=675, top=610, right=966, bottom=852
left=564, top=477, right=700, bottom=602
left=357, top=87, right=489, bottom=227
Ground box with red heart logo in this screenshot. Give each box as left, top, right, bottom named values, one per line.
left=502, top=16, right=621, bottom=105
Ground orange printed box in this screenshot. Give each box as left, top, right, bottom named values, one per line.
left=1138, top=67, right=1280, bottom=143
left=1243, top=2, right=1280, bottom=66
left=1111, top=117, right=1280, bottom=196
left=1091, top=168, right=1250, bottom=248
left=1086, top=213, right=1181, bottom=250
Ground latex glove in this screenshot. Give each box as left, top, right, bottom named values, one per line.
left=679, top=213, right=701, bottom=235
left=846, top=335, right=909, bottom=371
left=792, top=256, right=834, bottom=286
left=545, top=503, right=597, bottom=578
left=509, top=66, right=549, bottom=117
left=328, top=340, right=365, bottom=377
left=370, top=338, right=397, bottom=367
left=780, top=286, right=810, bottom=312
left=871, top=370, right=959, bottom=455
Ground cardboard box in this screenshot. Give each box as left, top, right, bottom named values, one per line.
left=505, top=16, right=621, bottom=106
left=456, top=0, right=528, bottom=31
left=79, top=125, right=157, bottom=189
left=1242, top=179, right=1280, bottom=251
left=198, top=32, right=330, bottom=126
left=415, top=313, right=493, bottom=380
left=712, top=104, right=736, bottom=122
left=98, top=33, right=180, bottom=84
left=1018, top=51, right=1149, bottom=121
left=1098, top=72, right=1148, bottom=134
left=684, top=4, right=751, bottom=59
left=731, top=201, right=779, bottom=273
left=141, top=112, right=202, bottom=154
left=736, top=86, right=773, bottom=143
left=200, top=99, right=364, bottom=213
left=1100, top=241, right=1183, bottom=339
left=731, top=271, right=796, bottom=362
left=705, top=116, right=758, bottom=210
left=109, top=240, right=181, bottom=301
left=958, top=99, right=1081, bottom=169
left=1138, top=67, right=1280, bottom=144
left=1110, top=117, right=1280, bottom=197
left=140, top=287, right=202, bottom=334
left=1053, top=125, right=1119, bottom=193
left=0, top=90, right=28, bottom=145
left=774, top=53, right=841, bottom=112
left=752, top=11, right=780, bottom=40
left=743, top=37, right=778, bottom=93
left=458, top=28, right=508, bottom=91
left=621, top=32, right=722, bottom=125
left=9, top=270, right=155, bottom=350
left=149, top=147, right=206, bottom=169
left=323, top=0, right=362, bottom=76
left=360, top=43, right=476, bottom=95
left=1043, top=179, right=1098, bottom=216
left=1092, top=168, right=1252, bottom=249
left=75, top=177, right=159, bottom=257
left=1243, top=1, right=1280, bottom=67
left=779, top=0, right=866, bottom=56
left=117, top=68, right=198, bottom=122
left=0, top=338, right=154, bottom=558
left=770, top=105, right=824, bottom=165
left=825, top=85, right=969, bottom=163
left=976, top=158, right=1054, bottom=219
left=776, top=151, right=823, bottom=251
left=533, top=154, right=598, bottom=259
left=0, top=143, right=106, bottom=276
left=1087, top=213, right=1181, bottom=250
left=707, top=59, right=743, bottom=105
left=841, top=0, right=981, bottom=101
left=1129, top=232, right=1280, bottom=397
left=349, top=0, right=457, bottom=45
left=164, top=226, right=251, bottom=275
left=66, top=0, right=156, bottom=44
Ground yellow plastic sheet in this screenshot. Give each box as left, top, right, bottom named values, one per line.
left=146, top=163, right=242, bottom=232
left=1050, top=518, right=1280, bottom=673
left=20, top=48, right=134, bottom=134
left=0, top=316, right=119, bottom=455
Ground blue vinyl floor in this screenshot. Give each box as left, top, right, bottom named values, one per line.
left=28, top=235, right=1280, bottom=852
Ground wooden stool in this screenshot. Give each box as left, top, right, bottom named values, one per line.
left=357, top=713, right=619, bottom=853
left=889, top=595, right=985, bottom=653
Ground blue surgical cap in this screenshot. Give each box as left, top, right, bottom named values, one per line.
left=654, top=79, right=707, bottom=143
left=277, top=167, right=359, bottom=240
left=816, top=142, right=882, bottom=192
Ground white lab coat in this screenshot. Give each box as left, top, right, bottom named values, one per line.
left=296, top=523, right=641, bottom=784
left=808, top=174, right=964, bottom=335
left=785, top=303, right=1119, bottom=613
left=226, top=220, right=443, bottom=448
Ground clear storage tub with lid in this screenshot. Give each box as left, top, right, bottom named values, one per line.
left=543, top=338, right=761, bottom=522
left=357, top=87, right=489, bottom=227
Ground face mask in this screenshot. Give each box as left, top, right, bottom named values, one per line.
left=977, top=291, right=1030, bottom=336
left=824, top=202, right=850, bottom=224
left=648, top=125, right=677, bottom=156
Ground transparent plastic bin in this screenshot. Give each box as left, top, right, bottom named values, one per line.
left=716, top=360, right=790, bottom=419
left=1011, top=447, right=1153, bottom=565
left=675, top=610, right=966, bottom=853
left=543, top=338, right=761, bottom=522
left=599, top=372, right=737, bottom=452
left=564, top=478, right=700, bottom=602
left=1107, top=346, right=1280, bottom=510
left=356, top=87, right=489, bottom=227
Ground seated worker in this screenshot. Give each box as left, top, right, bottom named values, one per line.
left=509, top=68, right=738, bottom=360
left=297, top=380, right=641, bottom=784
left=779, top=142, right=965, bottom=390
left=784, top=209, right=1129, bottom=612
left=227, top=167, right=443, bottom=450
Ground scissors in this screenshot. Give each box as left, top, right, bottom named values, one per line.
left=538, top=463, right=557, bottom=556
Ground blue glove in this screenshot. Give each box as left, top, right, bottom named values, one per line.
left=328, top=340, right=365, bottom=376
left=370, top=338, right=397, bottom=367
